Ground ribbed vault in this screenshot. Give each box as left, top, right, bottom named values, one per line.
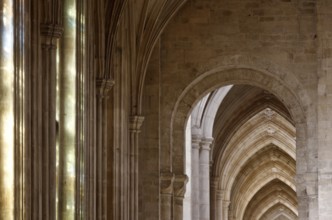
left=231, top=148, right=296, bottom=219
left=214, top=106, right=295, bottom=193
left=212, top=85, right=293, bottom=161
left=207, top=85, right=298, bottom=220
left=260, top=203, right=298, bottom=220
left=243, top=179, right=298, bottom=220
left=186, top=84, right=298, bottom=220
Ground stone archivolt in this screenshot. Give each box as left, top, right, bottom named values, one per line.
left=186, top=85, right=298, bottom=220
left=214, top=91, right=297, bottom=219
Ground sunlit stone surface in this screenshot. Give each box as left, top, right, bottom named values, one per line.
left=58, top=0, right=77, bottom=219
left=5, top=0, right=332, bottom=219
left=0, top=0, right=14, bottom=219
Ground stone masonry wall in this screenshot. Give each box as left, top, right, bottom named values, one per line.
left=317, top=0, right=332, bottom=219
left=154, top=0, right=320, bottom=219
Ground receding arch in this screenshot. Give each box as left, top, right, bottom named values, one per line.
left=260, top=203, right=298, bottom=220
left=168, top=62, right=315, bottom=218
left=243, top=180, right=297, bottom=220
left=212, top=85, right=293, bottom=161
left=171, top=67, right=308, bottom=174
left=246, top=195, right=298, bottom=220
left=234, top=170, right=296, bottom=219
left=231, top=148, right=296, bottom=218
left=190, top=86, right=232, bottom=137
left=214, top=108, right=296, bottom=195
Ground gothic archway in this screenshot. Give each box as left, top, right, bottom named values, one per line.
left=169, top=62, right=315, bottom=219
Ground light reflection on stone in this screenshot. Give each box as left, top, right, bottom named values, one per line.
left=0, top=0, right=14, bottom=219
left=58, top=0, right=77, bottom=219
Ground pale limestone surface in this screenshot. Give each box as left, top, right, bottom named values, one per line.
left=4, top=0, right=332, bottom=220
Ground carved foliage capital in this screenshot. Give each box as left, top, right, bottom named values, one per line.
left=160, top=172, right=175, bottom=195
left=96, top=78, right=114, bottom=98
left=173, top=174, right=188, bottom=198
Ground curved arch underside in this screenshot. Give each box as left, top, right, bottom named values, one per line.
left=214, top=86, right=297, bottom=220
left=189, top=85, right=298, bottom=220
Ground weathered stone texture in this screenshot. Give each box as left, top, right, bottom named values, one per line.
left=6, top=0, right=332, bottom=219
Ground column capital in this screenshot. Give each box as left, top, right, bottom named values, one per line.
left=173, top=174, right=188, bottom=198
left=160, top=172, right=175, bottom=195
left=129, top=115, right=145, bottom=132
left=192, top=134, right=202, bottom=150
left=200, top=137, right=213, bottom=151
left=40, top=24, right=63, bottom=39
left=216, top=190, right=224, bottom=200
left=223, top=200, right=231, bottom=208
left=192, top=134, right=202, bottom=143
left=201, top=137, right=214, bottom=145
left=96, top=78, right=114, bottom=98
left=211, top=176, right=220, bottom=189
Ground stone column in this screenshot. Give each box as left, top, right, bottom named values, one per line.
left=161, top=173, right=175, bottom=220
left=0, top=1, right=15, bottom=219
left=210, top=178, right=219, bottom=220
left=95, top=79, right=114, bottom=220
left=129, top=115, right=144, bottom=220
left=192, top=135, right=201, bottom=220
left=39, top=24, right=63, bottom=220
left=57, top=0, right=77, bottom=218
left=215, top=191, right=224, bottom=220
left=173, top=174, right=188, bottom=220
left=199, top=138, right=213, bottom=220
left=223, top=200, right=231, bottom=220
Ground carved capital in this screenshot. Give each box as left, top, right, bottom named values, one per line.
left=173, top=174, right=188, bottom=198
left=40, top=24, right=63, bottom=39
left=160, top=172, right=175, bottom=195
left=192, top=134, right=201, bottom=149
left=96, top=78, right=114, bottom=98
left=200, top=137, right=214, bottom=151
left=216, top=190, right=224, bottom=200
left=129, top=116, right=145, bottom=133
left=211, top=176, right=220, bottom=189
left=223, top=200, right=231, bottom=208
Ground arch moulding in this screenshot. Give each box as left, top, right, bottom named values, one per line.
left=169, top=55, right=316, bottom=219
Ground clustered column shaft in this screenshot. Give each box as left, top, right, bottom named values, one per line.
left=161, top=173, right=175, bottom=220
left=210, top=178, right=218, bottom=220
left=39, top=24, right=63, bottom=220
left=223, top=200, right=231, bottom=220
left=160, top=173, right=188, bottom=220
left=199, top=138, right=213, bottom=220
left=129, top=115, right=144, bottom=220
left=191, top=133, right=213, bottom=220
left=173, top=174, right=189, bottom=220
left=191, top=135, right=201, bottom=220
left=95, top=79, right=114, bottom=220
left=216, top=191, right=224, bottom=220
